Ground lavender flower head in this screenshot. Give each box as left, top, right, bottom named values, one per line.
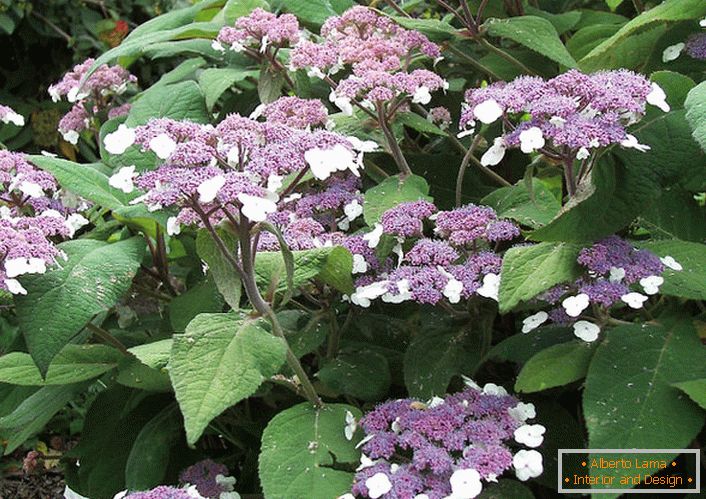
left=259, top=96, right=328, bottom=129
left=179, top=459, right=238, bottom=498
left=348, top=383, right=544, bottom=498
left=215, top=8, right=300, bottom=53
left=525, top=236, right=669, bottom=343
left=460, top=70, right=670, bottom=167
left=686, top=33, right=706, bottom=60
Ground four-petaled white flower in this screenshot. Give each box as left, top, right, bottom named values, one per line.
left=109, top=165, right=137, bottom=193
left=347, top=136, right=379, bottom=153
left=609, top=266, right=625, bottom=283
left=620, top=134, right=650, bottom=152
left=576, top=147, right=590, bottom=160
left=640, top=275, right=664, bottom=295
left=521, top=311, right=548, bottom=333
left=443, top=276, right=464, bottom=304
left=509, top=402, right=536, bottom=422
left=4, top=279, right=27, bottom=295
left=513, top=449, right=543, bottom=481
left=363, top=223, right=383, bottom=248
left=381, top=279, right=412, bottom=304
left=211, top=40, right=226, bottom=52
left=65, top=214, right=90, bottom=237
left=480, top=137, right=506, bottom=167
left=477, top=272, right=500, bottom=301
left=67, top=86, right=88, bottom=103
left=519, top=127, right=545, bottom=153
left=562, top=293, right=590, bottom=317
left=62, top=130, right=80, bottom=145
left=104, top=124, right=136, bottom=155
left=352, top=254, right=368, bottom=274
left=344, top=199, right=363, bottom=221
left=215, top=474, right=237, bottom=492
left=5, top=257, right=46, bottom=278
left=412, top=85, right=432, bottom=105
left=197, top=175, right=226, bottom=203
left=573, top=320, right=600, bottom=342
left=237, top=193, right=277, bottom=222
left=351, top=281, right=389, bottom=307
left=482, top=383, right=508, bottom=396
left=344, top=410, right=357, bottom=441
left=329, top=90, right=353, bottom=116
left=646, top=82, right=670, bottom=112
left=365, top=472, right=392, bottom=499
left=266, top=174, right=283, bottom=193
left=473, top=99, right=503, bottom=124
left=304, top=144, right=358, bottom=180
left=514, top=424, right=546, bottom=448
left=660, top=255, right=682, bottom=271
left=149, top=133, right=178, bottom=159
left=662, top=43, right=685, bottom=62
left=621, top=292, right=648, bottom=309
left=449, top=468, right=483, bottom=499
left=167, top=216, right=181, bottom=236
left=18, top=181, right=44, bottom=198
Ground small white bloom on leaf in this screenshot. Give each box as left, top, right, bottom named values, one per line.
left=480, top=138, right=506, bottom=167
left=573, top=320, right=600, bottom=342
left=104, top=124, right=136, bottom=155
left=621, top=292, right=648, bottom=309
left=109, top=165, right=137, bottom=193
left=521, top=311, right=548, bottom=333
left=449, top=468, right=483, bottom=499
left=513, top=449, right=543, bottom=481
left=562, top=293, right=590, bottom=318
left=514, top=424, right=546, bottom=448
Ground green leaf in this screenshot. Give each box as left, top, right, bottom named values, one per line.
left=259, top=403, right=361, bottom=499
left=515, top=341, right=596, bottom=393
left=125, top=405, right=183, bottom=490
left=169, top=275, right=225, bottom=332
left=199, top=67, right=258, bottom=110
left=169, top=313, right=287, bottom=445
left=404, top=326, right=479, bottom=399
left=685, top=81, right=706, bottom=153
left=485, top=16, right=577, bottom=68
left=391, top=16, right=460, bottom=41
left=223, top=0, right=269, bottom=24
left=498, top=243, right=582, bottom=313
left=317, top=246, right=354, bottom=294
left=524, top=7, right=581, bottom=35
left=0, top=383, right=88, bottom=454
left=638, top=240, right=706, bottom=301
left=479, top=479, right=535, bottom=498
left=672, top=379, right=706, bottom=410
left=278, top=0, right=351, bottom=26
left=488, top=327, right=573, bottom=365
left=396, top=111, right=446, bottom=136
left=580, top=0, right=706, bottom=67
left=319, top=351, right=390, bottom=401
left=0, top=345, right=122, bottom=386
left=144, top=39, right=217, bottom=60
left=583, top=319, right=706, bottom=487
left=639, top=188, right=706, bottom=242
left=481, top=179, right=561, bottom=228
left=126, top=81, right=209, bottom=127
left=605, top=0, right=624, bottom=11
left=152, top=57, right=208, bottom=89
left=196, top=229, right=242, bottom=310
left=650, top=71, right=696, bottom=110
left=363, top=174, right=432, bottom=225
left=277, top=310, right=327, bottom=358
left=117, top=339, right=173, bottom=392
left=258, top=66, right=285, bottom=104
left=28, top=156, right=133, bottom=210
left=17, top=238, right=145, bottom=375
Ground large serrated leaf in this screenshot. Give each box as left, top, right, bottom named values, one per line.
left=199, top=67, right=258, bottom=110
left=126, top=81, right=209, bottom=127
left=485, top=15, right=577, bottom=68
left=515, top=341, right=596, bottom=393
left=498, top=242, right=582, bottom=313
left=685, top=81, right=706, bottom=153
left=363, top=174, right=432, bottom=225
left=196, top=229, right=242, bottom=310
left=16, top=238, right=145, bottom=375
left=637, top=240, right=706, bottom=301
left=259, top=403, right=361, bottom=498
left=169, top=313, right=287, bottom=445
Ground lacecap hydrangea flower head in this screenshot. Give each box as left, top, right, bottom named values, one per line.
left=520, top=236, right=678, bottom=343
left=459, top=70, right=670, bottom=168
left=344, top=381, right=543, bottom=498
left=49, top=58, right=137, bottom=145
left=347, top=201, right=519, bottom=307
left=0, top=151, right=89, bottom=296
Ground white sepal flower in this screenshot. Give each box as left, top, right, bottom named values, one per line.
left=449, top=468, right=483, bottom=499
left=480, top=138, right=506, bottom=167
left=482, top=383, right=508, bottom=396
left=62, top=130, right=80, bottom=145
left=167, top=216, right=181, bottom=236
left=514, top=424, right=546, bottom=448
left=237, top=193, right=277, bottom=222
left=104, top=124, right=136, bottom=155
left=108, top=165, right=137, bottom=193
left=149, top=133, right=177, bottom=159
left=443, top=276, right=464, bottom=304
left=304, top=144, right=357, bottom=180
left=660, top=255, right=682, bottom=271
left=1, top=110, right=24, bottom=127
left=350, top=281, right=388, bottom=307
left=18, top=181, right=44, bottom=198
left=211, top=40, right=226, bottom=52
left=573, top=320, right=600, bottom=342
left=620, top=134, right=650, bottom=152
left=576, top=147, right=590, bottom=160
left=5, top=279, right=27, bottom=295
left=513, top=449, right=543, bottom=481
left=344, top=199, right=363, bottom=221
left=473, top=99, right=503, bottom=124
left=381, top=279, right=412, bottom=303
left=197, top=175, right=226, bottom=203
left=266, top=174, right=283, bottom=193
left=348, top=136, right=379, bottom=152
left=477, top=272, right=500, bottom=301
left=609, top=266, right=625, bottom=283
left=519, top=127, right=545, bottom=153
left=412, top=85, right=432, bottom=105
left=662, top=43, right=685, bottom=62
left=365, top=472, right=392, bottom=499
left=352, top=254, right=368, bottom=274
left=562, top=293, right=590, bottom=318
left=329, top=90, right=353, bottom=116
left=521, top=311, right=548, bottom=333
left=508, top=402, right=536, bottom=422
left=363, top=223, right=383, bottom=248
left=65, top=214, right=89, bottom=237
left=640, top=275, right=664, bottom=295
left=621, top=292, right=648, bottom=309
left=344, top=410, right=357, bottom=441
left=646, top=82, right=670, bottom=112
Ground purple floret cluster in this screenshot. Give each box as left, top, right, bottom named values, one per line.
left=0, top=151, right=89, bottom=296
left=459, top=70, right=670, bottom=168
left=348, top=385, right=543, bottom=498
left=521, top=236, right=671, bottom=342
left=49, top=58, right=136, bottom=145
left=686, top=33, right=706, bottom=60
left=348, top=202, right=516, bottom=307
left=179, top=459, right=237, bottom=498
left=215, top=7, right=300, bottom=52
left=121, top=485, right=202, bottom=499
